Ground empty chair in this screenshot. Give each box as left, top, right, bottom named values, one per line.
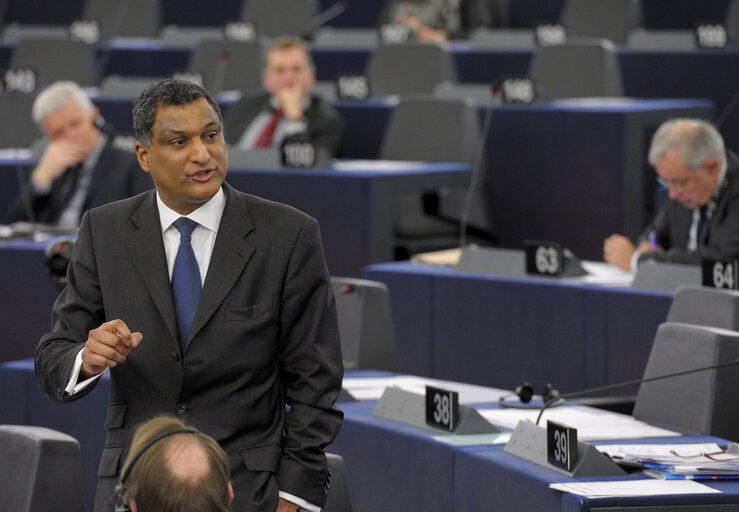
left=0, top=93, right=40, bottom=149
left=380, top=96, right=493, bottom=255
left=313, top=27, right=380, bottom=48
left=331, top=277, right=398, bottom=372
left=528, top=38, right=624, bottom=101
left=633, top=322, right=739, bottom=440
left=0, top=425, right=85, bottom=512
left=188, top=40, right=262, bottom=93
left=240, top=0, right=319, bottom=40
left=10, top=39, right=98, bottom=87
left=82, top=0, right=161, bottom=40
left=366, top=43, right=457, bottom=97
left=666, top=285, right=739, bottom=330
left=561, top=0, right=642, bottom=45
left=324, top=453, right=353, bottom=512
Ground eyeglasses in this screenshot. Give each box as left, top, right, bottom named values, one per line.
left=656, top=175, right=694, bottom=192
left=670, top=443, right=739, bottom=461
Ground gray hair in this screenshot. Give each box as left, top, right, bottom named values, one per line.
left=133, top=78, right=222, bottom=147
left=648, top=118, right=726, bottom=171
left=31, top=81, right=95, bottom=126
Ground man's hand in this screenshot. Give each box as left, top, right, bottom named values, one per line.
left=603, top=234, right=637, bottom=271
left=276, top=84, right=306, bottom=122
left=276, top=498, right=300, bottom=512
left=31, top=140, right=86, bottom=187
left=80, top=319, right=142, bottom=378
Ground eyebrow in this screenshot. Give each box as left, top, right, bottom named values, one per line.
left=159, top=121, right=221, bottom=138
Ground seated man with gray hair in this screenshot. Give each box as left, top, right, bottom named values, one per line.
left=4, top=81, right=151, bottom=226
left=604, top=118, right=739, bottom=270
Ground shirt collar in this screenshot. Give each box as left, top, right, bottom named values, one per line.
left=156, top=186, right=226, bottom=234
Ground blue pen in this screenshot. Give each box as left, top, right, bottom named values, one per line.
left=649, top=231, right=657, bottom=250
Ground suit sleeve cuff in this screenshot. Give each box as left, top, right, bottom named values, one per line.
left=278, top=491, right=321, bottom=512
left=65, top=348, right=107, bottom=395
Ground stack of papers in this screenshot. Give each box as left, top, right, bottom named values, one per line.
left=550, top=479, right=721, bottom=497
left=597, top=443, right=739, bottom=480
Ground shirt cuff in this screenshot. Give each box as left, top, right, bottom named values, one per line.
left=278, top=491, right=321, bottom=512
left=65, top=348, right=107, bottom=395
left=30, top=178, right=51, bottom=195
left=630, top=249, right=642, bottom=272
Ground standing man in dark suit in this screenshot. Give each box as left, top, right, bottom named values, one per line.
left=34, top=79, right=343, bottom=512
left=604, top=118, right=739, bottom=270
left=4, top=81, right=152, bottom=226
left=223, top=35, right=343, bottom=158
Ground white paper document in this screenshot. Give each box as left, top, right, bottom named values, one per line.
left=342, top=375, right=508, bottom=404
left=332, top=159, right=429, bottom=172
left=478, top=405, right=679, bottom=440
left=549, top=479, right=721, bottom=498
left=564, top=261, right=634, bottom=286
left=596, top=443, right=724, bottom=460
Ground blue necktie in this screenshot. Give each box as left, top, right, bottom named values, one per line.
left=172, top=217, right=201, bottom=351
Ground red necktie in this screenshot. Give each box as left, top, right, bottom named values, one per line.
left=254, top=109, right=283, bottom=148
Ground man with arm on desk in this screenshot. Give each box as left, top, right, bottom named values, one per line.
left=4, top=81, right=151, bottom=226
left=34, top=79, right=344, bottom=512
left=223, top=35, right=343, bottom=158
left=604, top=118, right=739, bottom=271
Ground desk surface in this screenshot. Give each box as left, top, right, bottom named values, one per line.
left=364, top=261, right=674, bottom=396
left=4, top=363, right=738, bottom=512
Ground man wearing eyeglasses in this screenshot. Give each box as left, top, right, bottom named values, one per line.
left=604, top=118, right=739, bottom=271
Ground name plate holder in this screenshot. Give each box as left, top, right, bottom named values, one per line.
left=504, top=420, right=625, bottom=477
left=372, top=387, right=499, bottom=435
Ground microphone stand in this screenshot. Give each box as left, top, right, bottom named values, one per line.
left=535, top=357, right=739, bottom=425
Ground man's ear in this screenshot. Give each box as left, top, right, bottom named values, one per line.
left=704, top=157, right=721, bottom=177
left=228, top=482, right=234, bottom=505
left=134, top=142, right=151, bottom=173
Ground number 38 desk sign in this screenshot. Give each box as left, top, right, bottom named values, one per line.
left=547, top=421, right=578, bottom=471
left=425, top=386, right=460, bottom=432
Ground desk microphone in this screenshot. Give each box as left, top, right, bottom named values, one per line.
left=528, top=356, right=739, bottom=425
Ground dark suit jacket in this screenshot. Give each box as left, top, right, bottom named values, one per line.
left=34, top=183, right=344, bottom=511
left=224, top=92, right=344, bottom=157
left=5, top=139, right=153, bottom=225
left=638, top=151, right=739, bottom=266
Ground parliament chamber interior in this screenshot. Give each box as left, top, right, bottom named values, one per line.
left=1, top=0, right=739, bottom=510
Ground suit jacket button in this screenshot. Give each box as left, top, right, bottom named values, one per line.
left=171, top=352, right=180, bottom=362
left=176, top=404, right=186, bottom=415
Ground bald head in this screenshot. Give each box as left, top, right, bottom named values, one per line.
left=165, top=437, right=212, bottom=485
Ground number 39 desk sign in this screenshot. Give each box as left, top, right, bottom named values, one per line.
left=547, top=421, right=578, bottom=471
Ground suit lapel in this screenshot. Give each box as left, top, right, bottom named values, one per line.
left=189, top=184, right=255, bottom=345
left=124, top=192, right=180, bottom=345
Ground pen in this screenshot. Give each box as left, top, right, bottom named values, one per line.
left=649, top=231, right=657, bottom=250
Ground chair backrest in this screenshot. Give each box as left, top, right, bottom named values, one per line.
left=0, top=425, right=85, bottom=512
left=632, top=322, right=739, bottom=440
left=240, top=0, right=319, bottom=39
left=366, top=43, right=457, bottom=97
left=0, top=93, right=40, bottom=149
left=188, top=40, right=262, bottom=93
left=323, top=453, right=353, bottom=512
left=626, top=28, right=696, bottom=51
left=331, top=277, right=398, bottom=372
left=82, top=0, right=161, bottom=39
left=528, top=38, right=624, bottom=101
left=728, top=0, right=739, bottom=46
left=666, top=285, right=739, bottom=330
left=561, top=0, right=642, bottom=45
left=380, top=96, right=480, bottom=163
left=10, top=38, right=98, bottom=87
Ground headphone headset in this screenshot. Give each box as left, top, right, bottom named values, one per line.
left=497, top=382, right=563, bottom=409
left=44, top=236, right=75, bottom=290
left=113, top=428, right=198, bottom=512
